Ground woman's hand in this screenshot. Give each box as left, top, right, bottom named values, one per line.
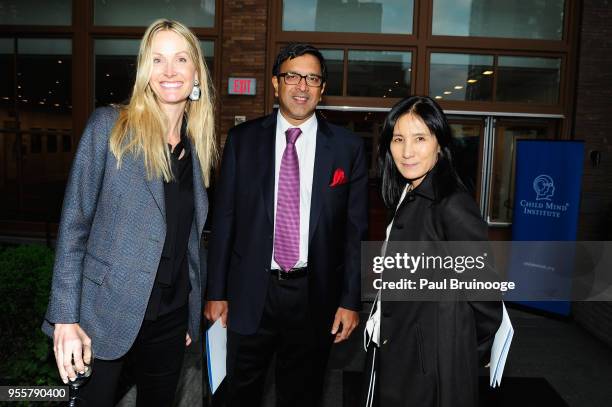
left=53, top=323, right=92, bottom=384
left=186, top=333, right=192, bottom=346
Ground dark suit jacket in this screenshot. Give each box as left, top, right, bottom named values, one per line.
left=207, top=111, right=368, bottom=335
left=378, top=160, right=502, bottom=407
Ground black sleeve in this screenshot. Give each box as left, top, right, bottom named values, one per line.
left=442, top=191, right=503, bottom=365
left=206, top=131, right=237, bottom=300
left=340, top=137, right=368, bottom=311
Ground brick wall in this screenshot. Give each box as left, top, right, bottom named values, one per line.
left=574, top=0, right=612, bottom=240
left=218, top=0, right=270, bottom=146
left=572, top=0, right=612, bottom=348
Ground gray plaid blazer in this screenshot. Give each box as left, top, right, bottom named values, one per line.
left=42, top=106, right=208, bottom=360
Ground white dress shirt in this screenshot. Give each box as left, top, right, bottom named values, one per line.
left=270, top=111, right=317, bottom=270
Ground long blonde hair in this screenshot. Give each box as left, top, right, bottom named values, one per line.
left=109, top=19, right=217, bottom=186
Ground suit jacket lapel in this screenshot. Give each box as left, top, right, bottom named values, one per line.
left=144, top=119, right=208, bottom=229
left=145, top=168, right=166, bottom=222
left=118, top=145, right=166, bottom=221
left=190, top=141, right=207, bottom=239
left=260, top=113, right=277, bottom=226
left=309, top=115, right=333, bottom=244
left=144, top=146, right=207, bottom=234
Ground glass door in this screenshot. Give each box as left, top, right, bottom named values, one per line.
left=447, top=115, right=486, bottom=201
left=320, top=109, right=388, bottom=240
left=487, top=118, right=559, bottom=224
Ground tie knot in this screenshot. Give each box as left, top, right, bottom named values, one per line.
left=285, top=127, right=302, bottom=145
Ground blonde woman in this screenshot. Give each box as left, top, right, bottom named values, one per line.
left=42, top=19, right=216, bottom=406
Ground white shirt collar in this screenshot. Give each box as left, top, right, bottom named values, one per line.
left=277, top=110, right=318, bottom=138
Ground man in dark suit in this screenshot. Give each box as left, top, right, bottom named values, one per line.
left=205, top=43, right=368, bottom=406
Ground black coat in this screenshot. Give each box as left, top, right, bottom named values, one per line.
left=376, top=161, right=502, bottom=407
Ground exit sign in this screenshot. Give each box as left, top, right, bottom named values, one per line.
left=228, top=77, right=256, bottom=95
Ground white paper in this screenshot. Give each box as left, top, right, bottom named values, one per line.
left=205, top=319, right=227, bottom=394
left=364, top=291, right=381, bottom=351
left=489, top=302, right=514, bottom=388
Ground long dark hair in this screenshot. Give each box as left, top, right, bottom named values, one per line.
left=378, top=95, right=463, bottom=208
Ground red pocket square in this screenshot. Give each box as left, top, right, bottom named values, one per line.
left=330, top=168, right=347, bottom=187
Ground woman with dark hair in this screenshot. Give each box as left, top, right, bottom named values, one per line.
left=363, top=96, right=501, bottom=407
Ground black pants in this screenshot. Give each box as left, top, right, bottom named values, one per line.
left=224, top=276, right=333, bottom=407
left=76, top=305, right=188, bottom=407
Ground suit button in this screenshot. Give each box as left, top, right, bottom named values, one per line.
left=394, top=223, right=404, bottom=230
left=383, top=311, right=391, bottom=318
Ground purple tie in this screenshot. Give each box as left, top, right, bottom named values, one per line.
left=274, top=127, right=302, bottom=272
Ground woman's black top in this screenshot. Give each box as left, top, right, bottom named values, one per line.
left=145, top=121, right=195, bottom=321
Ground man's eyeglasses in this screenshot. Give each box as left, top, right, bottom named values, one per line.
left=277, top=72, right=323, bottom=87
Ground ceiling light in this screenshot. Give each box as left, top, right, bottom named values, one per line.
left=443, top=91, right=452, bottom=95
left=435, top=96, right=443, bottom=100
left=57, top=60, right=62, bottom=64
left=467, top=79, right=478, bottom=84
left=483, top=70, right=494, bottom=75
left=454, top=85, right=463, bottom=90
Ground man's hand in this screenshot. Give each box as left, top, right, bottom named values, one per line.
left=331, top=307, right=359, bottom=344
left=204, top=300, right=228, bottom=327
left=186, top=333, right=192, bottom=346
left=53, top=323, right=92, bottom=384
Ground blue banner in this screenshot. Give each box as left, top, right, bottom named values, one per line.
left=509, top=140, right=584, bottom=316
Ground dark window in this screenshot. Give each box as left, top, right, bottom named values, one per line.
left=94, top=0, right=215, bottom=27
left=347, top=50, right=411, bottom=98
left=62, top=134, right=71, bottom=152
left=46, top=134, right=58, bottom=153
left=31, top=134, right=42, bottom=153
left=429, top=53, right=494, bottom=102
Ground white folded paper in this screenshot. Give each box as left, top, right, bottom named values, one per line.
left=489, top=302, right=514, bottom=388
left=364, top=291, right=381, bottom=351
left=205, top=319, right=227, bottom=394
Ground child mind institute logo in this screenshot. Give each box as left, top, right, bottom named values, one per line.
left=519, top=174, right=569, bottom=218
left=533, top=174, right=555, bottom=201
